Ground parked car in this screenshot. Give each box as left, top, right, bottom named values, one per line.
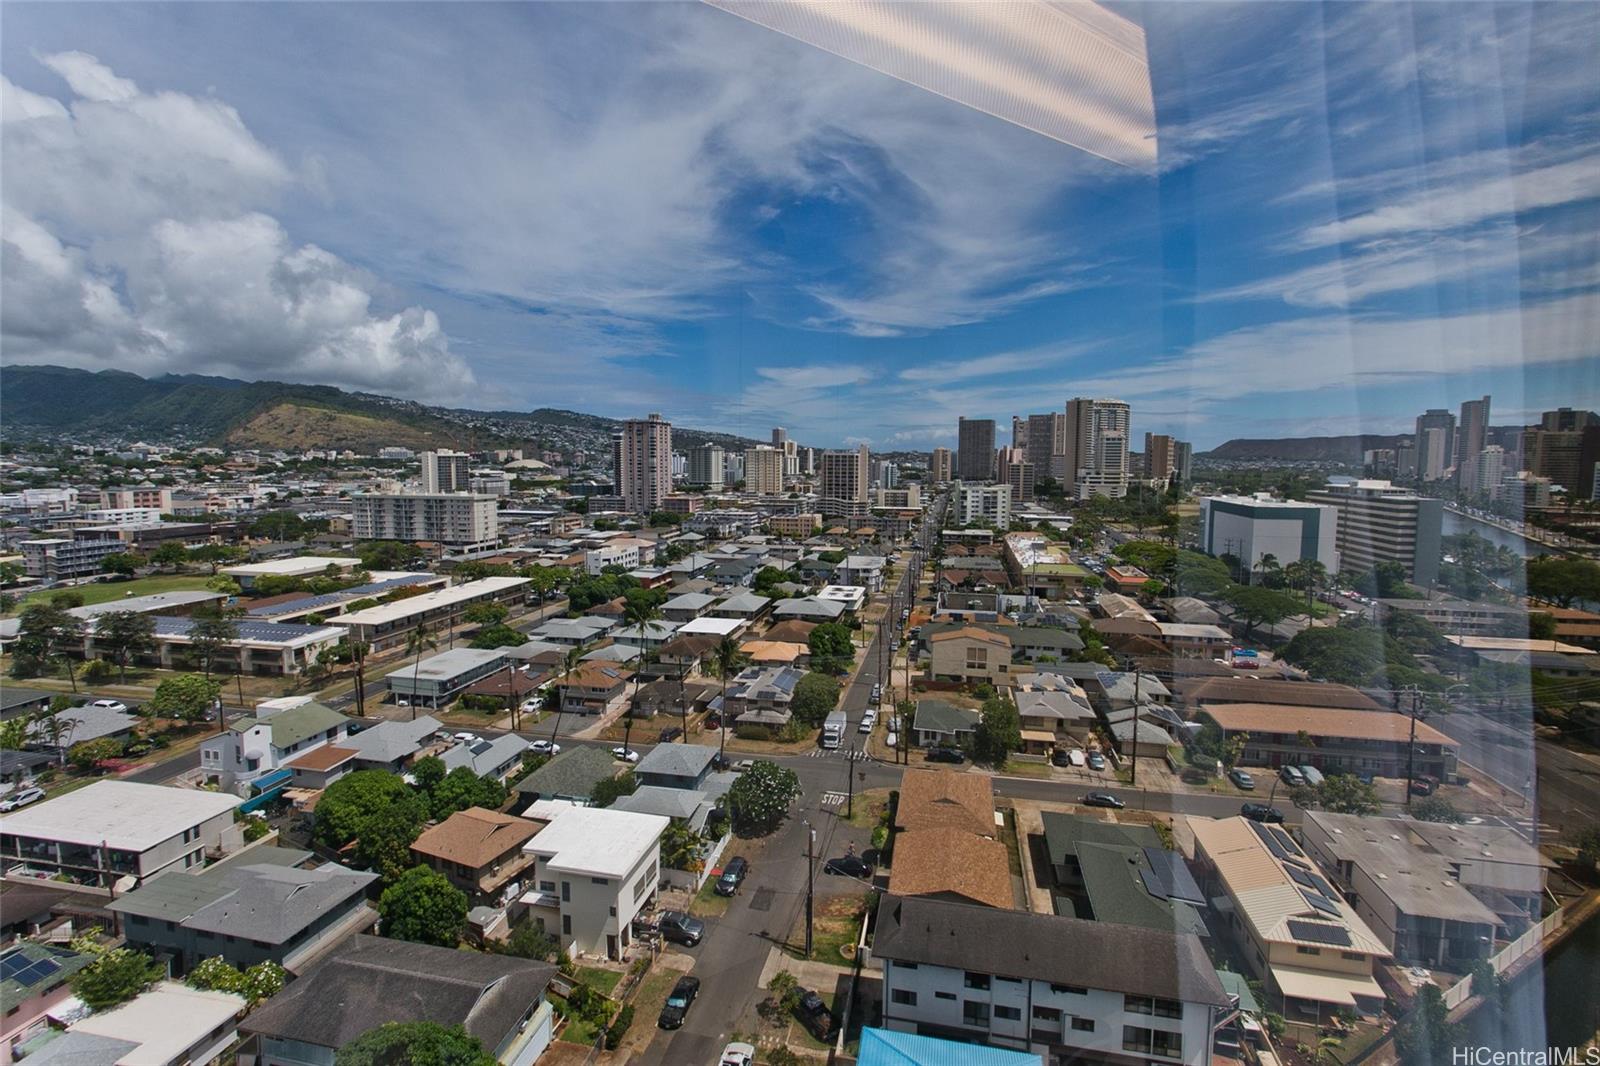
left=658, top=726, right=684, bottom=743
left=1410, top=774, right=1438, bottom=796
left=1241, top=802, right=1284, bottom=823
left=87, top=698, right=128, bottom=714
left=858, top=710, right=876, bottom=734
left=1229, top=768, right=1256, bottom=790
left=926, top=746, right=965, bottom=764
left=657, top=910, right=704, bottom=946
left=704, top=712, right=723, bottom=729
left=453, top=732, right=481, bottom=745
left=1298, top=765, right=1324, bottom=787
left=734, top=759, right=756, bottom=773
left=799, top=990, right=834, bottom=1041
left=870, top=685, right=882, bottom=706
left=719, top=1043, right=756, bottom=1066
left=658, top=975, right=701, bottom=1029
left=1082, top=792, right=1125, bottom=809
left=526, top=739, right=561, bottom=755
left=823, top=854, right=874, bottom=879
left=885, top=731, right=898, bottom=748
left=1068, top=748, right=1086, bottom=767
left=519, top=698, right=541, bottom=714
left=715, top=856, right=749, bottom=897
left=1051, top=748, right=1072, bottom=767
left=1086, top=751, right=1106, bottom=771
left=611, top=747, right=640, bottom=764
left=0, top=787, right=45, bottom=812
left=1279, top=765, right=1306, bottom=788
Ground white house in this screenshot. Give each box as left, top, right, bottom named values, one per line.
left=518, top=806, right=666, bottom=960
left=200, top=698, right=349, bottom=793
left=873, top=895, right=1229, bottom=1065
left=23, top=983, right=246, bottom=1066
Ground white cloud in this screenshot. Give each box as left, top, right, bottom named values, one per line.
left=0, top=55, right=473, bottom=401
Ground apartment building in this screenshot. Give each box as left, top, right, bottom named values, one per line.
left=874, top=895, right=1228, bottom=1065
left=1200, top=703, right=1459, bottom=781
left=1414, top=409, right=1456, bottom=482
left=1305, top=479, right=1443, bottom=585
left=687, top=443, right=725, bottom=487
left=1002, top=532, right=1090, bottom=599
left=616, top=413, right=672, bottom=513
left=519, top=806, right=666, bottom=959
left=18, top=535, right=123, bottom=579
left=1024, top=413, right=1067, bottom=481
left=744, top=445, right=785, bottom=495
left=1144, top=433, right=1180, bottom=480
left=931, top=447, right=953, bottom=485
left=951, top=481, right=1012, bottom=527
left=101, top=485, right=173, bottom=510
left=420, top=449, right=471, bottom=493
left=351, top=492, right=499, bottom=550
left=958, top=418, right=997, bottom=481
left=768, top=512, right=821, bottom=537
left=928, top=627, right=1013, bottom=687
left=1455, top=397, right=1490, bottom=489
left=1063, top=398, right=1131, bottom=499
left=820, top=444, right=871, bottom=521
left=1198, top=494, right=1339, bottom=578
left=411, top=807, right=541, bottom=906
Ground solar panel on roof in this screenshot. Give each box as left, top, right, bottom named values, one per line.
left=1269, top=825, right=1304, bottom=857
left=1309, top=872, right=1338, bottom=899
left=1249, top=819, right=1292, bottom=861
left=1300, top=889, right=1341, bottom=918
left=0, top=954, right=27, bottom=980
left=8, top=959, right=61, bottom=987
left=1287, top=919, right=1352, bottom=947
left=1141, top=847, right=1205, bottom=905
left=1286, top=865, right=1321, bottom=892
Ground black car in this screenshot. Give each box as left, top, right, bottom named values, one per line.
left=1051, top=749, right=1071, bottom=767
left=798, top=990, right=834, bottom=1040
left=926, top=747, right=965, bottom=764
left=1082, top=792, right=1125, bottom=809
left=658, top=975, right=701, bottom=1029
left=823, top=854, right=874, bottom=879
left=657, top=910, right=704, bottom=946
left=1241, top=802, right=1285, bottom=823
left=658, top=726, right=684, bottom=743
left=715, top=856, right=749, bottom=897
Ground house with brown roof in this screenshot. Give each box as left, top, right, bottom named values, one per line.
left=1200, top=703, right=1459, bottom=781
left=1176, top=677, right=1382, bottom=712
left=927, top=626, right=1013, bottom=687
left=738, top=639, right=808, bottom=667
left=410, top=808, right=543, bottom=905
left=888, top=827, right=1013, bottom=910
left=283, top=745, right=359, bottom=790
left=762, top=620, right=817, bottom=644
left=893, top=769, right=997, bottom=838
left=558, top=662, right=632, bottom=715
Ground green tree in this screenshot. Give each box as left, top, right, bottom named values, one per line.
left=590, top=769, right=638, bottom=809
left=250, top=510, right=307, bottom=542
left=468, top=623, right=524, bottom=649
left=379, top=865, right=469, bottom=946
left=189, top=544, right=248, bottom=574
left=973, top=695, right=1021, bottom=768
left=95, top=610, right=157, bottom=683
left=315, top=769, right=428, bottom=850
left=1394, top=984, right=1459, bottom=1066
left=149, top=673, right=221, bottom=723
left=15, top=603, right=85, bottom=692
left=497, top=921, right=559, bottom=962
left=463, top=602, right=509, bottom=626
left=1311, top=775, right=1381, bottom=815
left=1220, top=584, right=1303, bottom=636
left=186, top=957, right=287, bottom=1006
left=68, top=737, right=124, bottom=772
left=0, top=717, right=29, bottom=750
left=1526, top=556, right=1600, bottom=608
left=660, top=821, right=707, bottom=871
left=429, top=766, right=506, bottom=820
left=188, top=613, right=240, bottom=677
left=358, top=802, right=433, bottom=882
left=100, top=552, right=143, bottom=577
left=411, top=754, right=447, bottom=794
left=356, top=540, right=420, bottom=571
left=712, top=635, right=749, bottom=765
left=807, top=622, right=854, bottom=674
left=1412, top=796, right=1462, bottom=823
left=150, top=541, right=190, bottom=572
left=70, top=947, right=163, bottom=1010
left=791, top=672, right=841, bottom=726
left=724, top=760, right=800, bottom=835
left=335, top=1022, right=496, bottom=1066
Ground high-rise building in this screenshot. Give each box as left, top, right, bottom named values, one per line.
left=1144, top=433, right=1179, bottom=480
left=1306, top=479, right=1443, bottom=585
left=616, top=413, right=672, bottom=514
left=1024, top=413, right=1067, bottom=481
left=352, top=493, right=499, bottom=550
left=951, top=481, right=1011, bottom=527
left=820, top=444, right=870, bottom=520
left=800, top=446, right=816, bottom=476
left=1468, top=446, right=1505, bottom=499
left=781, top=439, right=799, bottom=478
left=996, top=446, right=1032, bottom=501
left=1540, top=408, right=1598, bottom=432
left=957, top=418, right=996, bottom=482
left=724, top=451, right=744, bottom=485
left=772, top=427, right=788, bottom=447
left=930, top=448, right=953, bottom=485
left=1011, top=415, right=1026, bottom=449
left=687, top=444, right=725, bottom=488
left=871, top=458, right=900, bottom=488
left=420, top=450, right=471, bottom=494
left=1524, top=429, right=1584, bottom=494
left=1455, top=396, right=1490, bottom=486
left=1200, top=494, right=1339, bottom=580
left=1173, top=441, right=1193, bottom=485
left=1413, top=409, right=1456, bottom=482
left=744, top=445, right=785, bottom=495
left=1063, top=398, right=1131, bottom=498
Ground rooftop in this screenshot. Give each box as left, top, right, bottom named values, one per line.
left=0, top=781, right=240, bottom=851
left=335, top=577, right=529, bottom=627
left=634, top=743, right=717, bottom=780
left=383, top=647, right=507, bottom=683
left=411, top=808, right=543, bottom=868
left=223, top=555, right=360, bottom=577
left=1202, top=703, right=1456, bottom=746
left=1178, top=676, right=1383, bottom=711
left=889, top=827, right=1013, bottom=910
left=514, top=745, right=620, bottom=799
left=894, top=769, right=995, bottom=838
left=283, top=745, right=358, bottom=772
left=33, top=983, right=247, bottom=1066
left=523, top=805, right=667, bottom=878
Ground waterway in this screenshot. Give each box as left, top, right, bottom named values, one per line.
left=1443, top=508, right=1556, bottom=559
left=1462, top=910, right=1600, bottom=1052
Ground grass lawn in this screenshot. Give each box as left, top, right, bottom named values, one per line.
left=689, top=876, right=732, bottom=918
left=1001, top=759, right=1054, bottom=778
left=784, top=894, right=864, bottom=963
left=556, top=1013, right=601, bottom=1047
left=996, top=808, right=1024, bottom=878
left=576, top=966, right=623, bottom=996
left=10, top=575, right=215, bottom=615
left=840, top=788, right=889, bottom=830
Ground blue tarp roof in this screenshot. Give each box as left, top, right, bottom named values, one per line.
left=857, top=1029, right=1042, bottom=1066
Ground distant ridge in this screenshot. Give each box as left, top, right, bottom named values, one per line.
left=1200, top=434, right=1405, bottom=463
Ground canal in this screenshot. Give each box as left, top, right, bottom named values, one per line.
left=1462, top=909, right=1600, bottom=1052
left=1442, top=508, right=1556, bottom=559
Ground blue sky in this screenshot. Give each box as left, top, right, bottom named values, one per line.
left=2, top=2, right=1596, bottom=450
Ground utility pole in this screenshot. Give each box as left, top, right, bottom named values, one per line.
left=846, top=743, right=855, bottom=818
left=1400, top=685, right=1423, bottom=807
left=805, top=824, right=816, bottom=958
left=1129, top=660, right=1142, bottom=786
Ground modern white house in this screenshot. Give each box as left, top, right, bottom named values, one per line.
left=517, top=806, right=666, bottom=960
left=0, top=781, right=243, bottom=888
left=873, top=895, right=1229, bottom=1065
left=200, top=697, right=350, bottom=793
left=22, top=983, right=247, bottom=1066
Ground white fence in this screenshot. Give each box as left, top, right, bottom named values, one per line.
left=1442, top=907, right=1564, bottom=1009
left=660, top=831, right=731, bottom=892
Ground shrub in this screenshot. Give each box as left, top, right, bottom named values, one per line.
left=604, top=1004, right=634, bottom=1049
left=81, top=659, right=115, bottom=683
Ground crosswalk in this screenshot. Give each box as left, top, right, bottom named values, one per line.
left=804, top=747, right=870, bottom=761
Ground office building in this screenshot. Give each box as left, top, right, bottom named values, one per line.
left=1465, top=445, right=1505, bottom=498
left=772, top=427, right=787, bottom=447
left=100, top=485, right=173, bottom=511
left=1524, top=422, right=1587, bottom=495
left=419, top=450, right=471, bottom=494
left=616, top=413, right=672, bottom=513
left=1024, top=413, right=1067, bottom=481
left=931, top=447, right=953, bottom=485
left=687, top=444, right=724, bottom=488
left=820, top=444, right=871, bottom=521
left=1306, top=479, right=1443, bottom=585
left=1063, top=398, right=1131, bottom=498
left=1144, top=433, right=1178, bottom=480
left=1199, top=494, right=1339, bottom=579
left=958, top=418, right=997, bottom=481
left=744, top=445, right=785, bottom=495
left=952, top=481, right=1012, bottom=528
left=352, top=493, right=498, bottom=550
left=1540, top=407, right=1597, bottom=432
left=1454, top=396, right=1490, bottom=487
left=1173, top=441, right=1193, bottom=484
left=1413, top=409, right=1456, bottom=482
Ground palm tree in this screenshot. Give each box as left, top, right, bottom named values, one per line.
left=1256, top=553, right=1281, bottom=588
left=620, top=597, right=663, bottom=760
left=711, top=635, right=748, bottom=766
left=404, top=622, right=438, bottom=721
left=548, top=645, right=583, bottom=751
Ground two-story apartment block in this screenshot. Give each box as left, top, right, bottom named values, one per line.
left=410, top=808, right=541, bottom=907
left=873, top=895, right=1228, bottom=1064
left=0, top=782, right=242, bottom=888
left=518, top=806, right=667, bottom=960
left=1200, top=704, right=1460, bottom=781
left=108, top=846, right=377, bottom=975
left=725, top=665, right=805, bottom=729
left=928, top=627, right=1013, bottom=687
left=200, top=698, right=349, bottom=793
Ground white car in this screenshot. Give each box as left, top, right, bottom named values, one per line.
left=527, top=739, right=561, bottom=755
left=612, top=746, right=640, bottom=764
left=520, top=698, right=541, bottom=713
left=858, top=711, right=876, bottom=734
left=1067, top=748, right=1086, bottom=767
left=885, top=731, right=898, bottom=748
left=87, top=698, right=128, bottom=714
left=719, top=1042, right=756, bottom=1066
left=453, top=732, right=481, bottom=745
left=0, top=787, right=45, bottom=812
